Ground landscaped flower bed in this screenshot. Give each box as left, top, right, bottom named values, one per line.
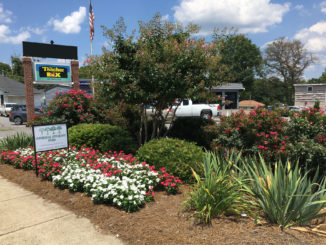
left=204, top=106, right=326, bottom=177
left=0, top=146, right=182, bottom=212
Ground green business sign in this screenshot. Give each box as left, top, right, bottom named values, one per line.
left=34, top=63, right=72, bottom=84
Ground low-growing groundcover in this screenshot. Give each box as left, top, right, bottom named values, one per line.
left=0, top=146, right=182, bottom=212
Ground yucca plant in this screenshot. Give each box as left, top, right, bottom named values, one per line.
left=0, top=132, right=33, bottom=151
left=183, top=151, right=249, bottom=224
left=243, top=155, right=326, bottom=227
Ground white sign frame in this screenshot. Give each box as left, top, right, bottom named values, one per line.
left=32, top=123, right=68, bottom=152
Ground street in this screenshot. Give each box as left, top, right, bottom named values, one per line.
left=0, top=116, right=32, bottom=141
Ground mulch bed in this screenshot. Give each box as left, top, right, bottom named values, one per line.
left=0, top=164, right=325, bottom=245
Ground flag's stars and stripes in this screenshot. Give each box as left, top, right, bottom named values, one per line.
left=89, top=0, right=95, bottom=40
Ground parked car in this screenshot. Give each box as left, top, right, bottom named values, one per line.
left=0, top=103, right=17, bottom=117
left=288, top=106, right=301, bottom=111
left=9, top=105, right=41, bottom=125
left=172, top=99, right=220, bottom=119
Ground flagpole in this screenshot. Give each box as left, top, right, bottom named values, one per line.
left=91, top=39, right=95, bottom=96
left=90, top=0, right=95, bottom=96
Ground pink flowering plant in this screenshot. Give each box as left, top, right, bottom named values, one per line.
left=31, top=89, right=106, bottom=127
left=0, top=146, right=182, bottom=212
left=287, top=107, right=325, bottom=142
left=204, top=106, right=326, bottom=176
left=208, top=106, right=288, bottom=161
left=157, top=167, right=183, bottom=195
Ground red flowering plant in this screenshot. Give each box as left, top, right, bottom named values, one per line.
left=0, top=148, right=65, bottom=180
left=0, top=150, right=29, bottom=168
left=36, top=150, right=66, bottom=180
left=157, top=167, right=183, bottom=194
left=207, top=106, right=289, bottom=162
left=31, top=89, right=107, bottom=127
left=59, top=146, right=182, bottom=195
left=1, top=145, right=183, bottom=212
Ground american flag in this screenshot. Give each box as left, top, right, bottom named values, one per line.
left=89, top=0, right=95, bottom=40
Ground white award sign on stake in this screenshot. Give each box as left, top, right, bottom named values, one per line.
left=32, top=123, right=68, bottom=176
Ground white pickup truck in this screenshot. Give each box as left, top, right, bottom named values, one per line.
left=0, top=103, right=16, bottom=117
left=173, top=99, right=220, bottom=119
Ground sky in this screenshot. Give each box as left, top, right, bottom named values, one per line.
left=1, top=0, right=326, bottom=79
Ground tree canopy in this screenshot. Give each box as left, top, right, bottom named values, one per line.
left=89, top=13, right=229, bottom=142
left=250, top=77, right=288, bottom=105
left=264, top=37, right=316, bottom=104
left=214, top=31, right=263, bottom=91
left=264, top=37, right=315, bottom=85
left=0, top=62, right=11, bottom=76
left=79, top=65, right=92, bottom=79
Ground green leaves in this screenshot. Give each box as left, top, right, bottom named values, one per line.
left=242, top=156, right=326, bottom=227
left=136, top=138, right=204, bottom=182
left=0, top=132, right=33, bottom=151
left=90, top=13, right=229, bottom=140
left=183, top=151, right=249, bottom=224
left=68, top=123, right=137, bottom=154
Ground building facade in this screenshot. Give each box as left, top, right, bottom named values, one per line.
left=0, top=76, right=44, bottom=107
left=294, top=83, right=326, bottom=108
left=212, top=83, right=245, bottom=109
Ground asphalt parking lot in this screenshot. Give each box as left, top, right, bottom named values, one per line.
left=0, top=116, right=32, bottom=141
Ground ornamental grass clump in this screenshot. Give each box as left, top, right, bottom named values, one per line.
left=242, top=156, right=326, bottom=228
left=183, top=151, right=249, bottom=224
left=0, top=132, right=33, bottom=151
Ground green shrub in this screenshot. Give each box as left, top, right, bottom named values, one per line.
left=286, top=113, right=323, bottom=142
left=68, top=124, right=137, bottom=154
left=168, top=117, right=215, bottom=148
left=287, top=139, right=326, bottom=179
left=0, top=132, right=33, bottom=151
left=136, top=138, right=204, bottom=182
left=242, top=156, right=326, bottom=227
left=183, top=151, right=249, bottom=224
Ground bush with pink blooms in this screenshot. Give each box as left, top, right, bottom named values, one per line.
left=204, top=106, right=326, bottom=177
left=31, top=89, right=107, bottom=127
left=206, top=106, right=288, bottom=162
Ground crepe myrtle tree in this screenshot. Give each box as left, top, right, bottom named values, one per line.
left=88, top=13, right=228, bottom=144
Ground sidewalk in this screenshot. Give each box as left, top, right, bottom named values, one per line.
left=0, top=175, right=123, bottom=245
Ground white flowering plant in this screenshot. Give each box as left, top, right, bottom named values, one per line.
left=1, top=146, right=182, bottom=212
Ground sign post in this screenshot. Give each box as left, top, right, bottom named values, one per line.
left=32, top=123, right=68, bottom=176
left=22, top=41, right=79, bottom=124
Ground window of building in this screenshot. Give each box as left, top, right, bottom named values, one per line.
left=307, top=86, right=313, bottom=92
